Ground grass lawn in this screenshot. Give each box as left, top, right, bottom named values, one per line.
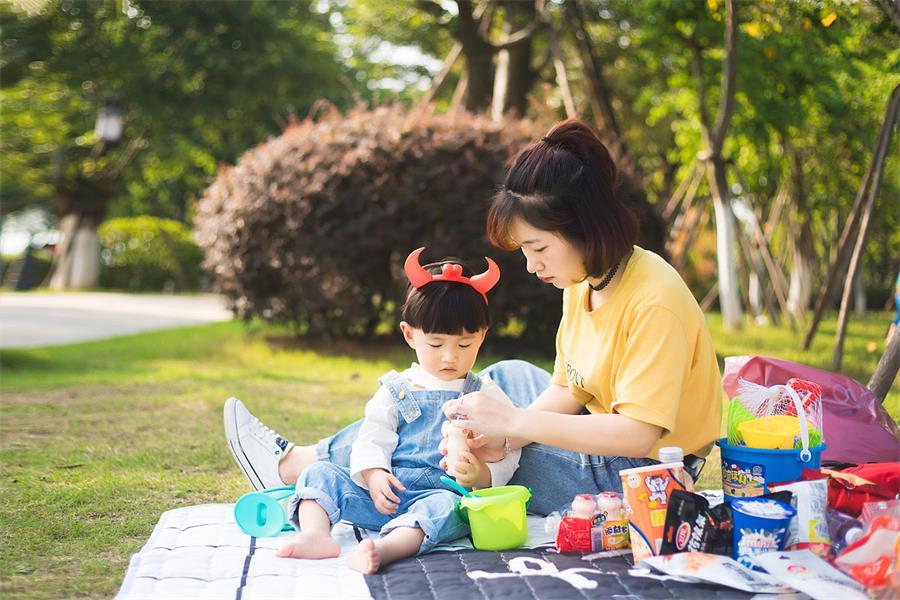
left=1, top=313, right=897, bottom=598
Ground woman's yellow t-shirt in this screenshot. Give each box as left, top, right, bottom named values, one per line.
left=551, top=246, right=724, bottom=459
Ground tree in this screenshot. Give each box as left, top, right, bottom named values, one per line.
left=1, top=0, right=352, bottom=288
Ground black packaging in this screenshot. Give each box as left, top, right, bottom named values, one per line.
left=661, top=490, right=793, bottom=556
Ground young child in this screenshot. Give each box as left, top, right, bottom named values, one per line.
left=275, top=247, right=521, bottom=573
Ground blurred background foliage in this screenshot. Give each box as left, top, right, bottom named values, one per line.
left=1, top=0, right=897, bottom=339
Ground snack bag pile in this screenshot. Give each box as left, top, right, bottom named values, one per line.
left=543, top=369, right=897, bottom=599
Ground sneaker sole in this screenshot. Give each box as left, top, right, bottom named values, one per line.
left=224, top=397, right=265, bottom=491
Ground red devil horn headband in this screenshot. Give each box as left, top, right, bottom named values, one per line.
left=404, top=247, right=500, bottom=304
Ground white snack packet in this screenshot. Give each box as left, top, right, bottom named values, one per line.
left=753, top=549, right=868, bottom=600
left=639, top=552, right=792, bottom=594
left=769, top=479, right=831, bottom=557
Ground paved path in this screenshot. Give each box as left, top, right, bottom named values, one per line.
left=0, top=292, right=233, bottom=349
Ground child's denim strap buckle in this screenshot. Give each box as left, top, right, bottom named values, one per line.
left=379, top=370, right=421, bottom=423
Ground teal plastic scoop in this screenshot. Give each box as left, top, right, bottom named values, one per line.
left=439, top=475, right=472, bottom=497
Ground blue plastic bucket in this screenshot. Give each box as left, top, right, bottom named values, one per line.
left=717, top=438, right=826, bottom=500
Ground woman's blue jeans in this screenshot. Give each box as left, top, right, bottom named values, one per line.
left=315, top=360, right=656, bottom=515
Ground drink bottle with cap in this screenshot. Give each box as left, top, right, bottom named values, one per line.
left=658, top=446, right=694, bottom=491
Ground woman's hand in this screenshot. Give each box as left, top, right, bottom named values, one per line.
left=466, top=435, right=508, bottom=464
left=439, top=419, right=506, bottom=467
left=441, top=390, right=519, bottom=439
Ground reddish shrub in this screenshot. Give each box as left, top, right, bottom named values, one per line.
left=195, top=106, right=664, bottom=351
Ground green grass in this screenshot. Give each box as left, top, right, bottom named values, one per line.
left=1, top=314, right=897, bottom=598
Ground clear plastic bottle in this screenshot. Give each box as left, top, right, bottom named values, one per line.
left=658, top=446, right=694, bottom=491
left=826, top=508, right=864, bottom=556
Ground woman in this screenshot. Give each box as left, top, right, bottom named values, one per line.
left=225, top=119, right=723, bottom=515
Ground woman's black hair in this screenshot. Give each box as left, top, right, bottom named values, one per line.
left=401, top=257, right=491, bottom=334
left=487, top=119, right=638, bottom=277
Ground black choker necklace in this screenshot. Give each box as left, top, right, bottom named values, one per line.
left=589, top=259, right=621, bottom=291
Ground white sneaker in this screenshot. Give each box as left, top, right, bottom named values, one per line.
left=224, top=397, right=294, bottom=490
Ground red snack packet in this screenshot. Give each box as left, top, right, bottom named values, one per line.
left=807, top=463, right=900, bottom=517
left=556, top=516, right=593, bottom=553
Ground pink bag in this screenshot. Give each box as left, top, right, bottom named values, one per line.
left=722, top=356, right=899, bottom=465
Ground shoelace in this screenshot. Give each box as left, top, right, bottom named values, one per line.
left=250, top=418, right=278, bottom=440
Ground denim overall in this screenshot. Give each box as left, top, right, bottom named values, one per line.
left=316, top=360, right=657, bottom=516
left=289, top=370, right=481, bottom=554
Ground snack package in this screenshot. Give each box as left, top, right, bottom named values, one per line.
left=860, top=499, right=900, bottom=525
left=661, top=490, right=732, bottom=556
left=555, top=516, right=593, bottom=553
left=638, top=552, right=793, bottom=594
left=768, top=478, right=831, bottom=557
left=813, top=463, right=900, bottom=517
left=595, top=491, right=629, bottom=551
left=620, top=462, right=688, bottom=562
left=753, top=549, right=868, bottom=600
left=834, top=513, right=900, bottom=596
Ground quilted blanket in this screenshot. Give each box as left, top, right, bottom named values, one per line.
left=117, top=504, right=757, bottom=599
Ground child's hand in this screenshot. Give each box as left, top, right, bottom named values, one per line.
left=448, top=449, right=488, bottom=489
left=362, top=468, right=405, bottom=515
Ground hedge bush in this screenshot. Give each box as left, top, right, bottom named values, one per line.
left=194, top=106, right=664, bottom=351
left=99, top=216, right=204, bottom=291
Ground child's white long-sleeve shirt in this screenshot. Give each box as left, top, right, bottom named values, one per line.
left=349, top=363, right=521, bottom=489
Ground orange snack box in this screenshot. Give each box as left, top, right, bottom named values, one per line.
left=620, top=462, right=688, bottom=562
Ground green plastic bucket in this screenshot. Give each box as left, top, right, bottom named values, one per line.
left=458, top=485, right=531, bottom=551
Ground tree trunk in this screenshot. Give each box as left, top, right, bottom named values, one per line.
left=832, top=86, right=899, bottom=369
left=501, top=0, right=536, bottom=117
left=748, top=272, right=763, bottom=317
left=708, top=159, right=743, bottom=328
left=48, top=213, right=101, bottom=290
left=804, top=84, right=900, bottom=350
left=786, top=151, right=816, bottom=318
left=868, top=328, right=899, bottom=404
left=490, top=41, right=510, bottom=122
left=695, top=0, right=741, bottom=328
left=853, top=267, right=867, bottom=315
left=455, top=0, right=496, bottom=112
left=787, top=242, right=814, bottom=317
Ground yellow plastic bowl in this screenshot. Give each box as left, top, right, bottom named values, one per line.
left=737, top=415, right=814, bottom=449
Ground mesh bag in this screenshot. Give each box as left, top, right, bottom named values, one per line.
left=734, top=378, right=824, bottom=457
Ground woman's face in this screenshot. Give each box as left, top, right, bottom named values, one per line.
left=510, top=218, right=587, bottom=289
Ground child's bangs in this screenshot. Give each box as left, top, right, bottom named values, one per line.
left=403, top=283, right=490, bottom=335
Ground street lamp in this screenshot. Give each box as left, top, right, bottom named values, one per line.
left=94, top=98, right=123, bottom=143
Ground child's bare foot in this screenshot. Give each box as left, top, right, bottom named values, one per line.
left=346, top=539, right=381, bottom=574
left=275, top=532, right=340, bottom=559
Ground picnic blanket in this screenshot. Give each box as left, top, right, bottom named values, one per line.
left=116, top=504, right=757, bottom=599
